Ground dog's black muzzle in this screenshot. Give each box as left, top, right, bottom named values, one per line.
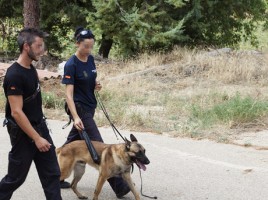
left=138, top=156, right=150, bottom=165
left=131, top=153, right=150, bottom=171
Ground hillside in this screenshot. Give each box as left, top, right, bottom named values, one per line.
left=1, top=48, right=268, bottom=146
left=92, top=48, right=268, bottom=144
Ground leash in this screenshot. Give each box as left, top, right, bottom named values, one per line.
left=62, top=101, right=73, bottom=129
left=81, top=129, right=100, bottom=164
left=139, top=168, right=158, bottom=199
left=96, top=91, right=157, bottom=199
left=62, top=118, right=71, bottom=129
left=95, top=91, right=126, bottom=142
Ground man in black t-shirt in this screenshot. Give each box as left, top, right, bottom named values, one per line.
left=0, top=28, right=62, bottom=200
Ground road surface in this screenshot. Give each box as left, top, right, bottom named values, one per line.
left=0, top=118, right=268, bottom=200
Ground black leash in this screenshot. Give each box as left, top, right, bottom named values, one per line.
left=139, top=168, right=158, bottom=199
left=96, top=91, right=157, bottom=199
left=81, top=129, right=100, bottom=164
left=95, top=91, right=126, bottom=142
left=62, top=117, right=72, bottom=129
left=62, top=101, right=73, bottom=129
left=60, top=100, right=100, bottom=164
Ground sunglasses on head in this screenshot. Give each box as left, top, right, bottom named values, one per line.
left=76, top=30, right=94, bottom=41
left=80, top=30, right=90, bottom=35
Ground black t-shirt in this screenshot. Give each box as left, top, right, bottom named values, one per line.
left=62, top=55, right=97, bottom=109
left=3, top=62, right=43, bottom=125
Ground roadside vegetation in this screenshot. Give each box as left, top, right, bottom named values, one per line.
left=1, top=43, right=268, bottom=144
left=0, top=1, right=267, bottom=144
left=0, top=46, right=268, bottom=143
left=92, top=46, right=268, bottom=142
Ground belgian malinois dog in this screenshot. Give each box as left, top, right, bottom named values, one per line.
left=56, top=134, right=150, bottom=200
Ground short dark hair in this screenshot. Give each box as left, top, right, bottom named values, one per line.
left=17, top=28, right=46, bottom=53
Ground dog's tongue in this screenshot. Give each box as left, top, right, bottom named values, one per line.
left=136, top=160, right=146, bottom=171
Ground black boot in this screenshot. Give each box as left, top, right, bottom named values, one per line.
left=116, top=184, right=131, bottom=198
left=107, top=177, right=130, bottom=198
left=60, top=180, right=71, bottom=189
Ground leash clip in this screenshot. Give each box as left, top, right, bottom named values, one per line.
left=3, top=118, right=8, bottom=127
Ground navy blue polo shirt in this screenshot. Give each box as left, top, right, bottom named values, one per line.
left=62, top=55, right=97, bottom=109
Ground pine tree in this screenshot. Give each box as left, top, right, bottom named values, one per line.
left=88, top=0, right=186, bottom=57
left=181, top=0, right=268, bottom=46
left=23, top=0, right=40, bottom=28
left=0, top=0, right=267, bottom=57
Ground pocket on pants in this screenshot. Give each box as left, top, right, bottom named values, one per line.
left=8, top=153, right=21, bottom=165
left=8, top=152, right=22, bottom=179
left=7, top=125, right=23, bottom=146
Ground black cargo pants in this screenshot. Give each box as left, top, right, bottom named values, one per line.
left=0, top=120, right=62, bottom=200
left=64, top=103, right=129, bottom=195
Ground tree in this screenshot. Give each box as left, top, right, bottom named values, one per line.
left=88, top=0, right=267, bottom=58
left=98, top=35, right=113, bottom=58
left=23, top=0, right=40, bottom=28
left=39, top=0, right=93, bottom=55
left=181, top=0, right=268, bottom=47
left=0, top=0, right=267, bottom=57
left=0, top=0, right=22, bottom=53
left=0, top=0, right=22, bottom=18
left=88, top=0, right=186, bottom=58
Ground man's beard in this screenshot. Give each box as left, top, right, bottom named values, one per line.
left=27, top=48, right=39, bottom=61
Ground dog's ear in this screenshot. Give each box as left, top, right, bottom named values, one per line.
left=125, top=138, right=131, bottom=151
left=130, top=134, right=138, bottom=142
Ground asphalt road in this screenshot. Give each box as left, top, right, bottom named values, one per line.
left=0, top=118, right=268, bottom=200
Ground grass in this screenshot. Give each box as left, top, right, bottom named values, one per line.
left=92, top=45, right=268, bottom=141
left=0, top=93, right=6, bottom=111
left=42, top=92, right=65, bottom=109
left=1, top=43, right=268, bottom=143
left=191, top=93, right=268, bottom=128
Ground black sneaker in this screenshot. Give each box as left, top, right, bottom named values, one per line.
left=60, top=180, right=71, bottom=189
left=116, top=186, right=130, bottom=199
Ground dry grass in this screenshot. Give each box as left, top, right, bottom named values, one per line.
left=1, top=47, right=268, bottom=143
left=95, top=47, right=268, bottom=142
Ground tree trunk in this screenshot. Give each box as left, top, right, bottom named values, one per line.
left=23, top=0, right=40, bottom=28
left=98, top=34, right=113, bottom=59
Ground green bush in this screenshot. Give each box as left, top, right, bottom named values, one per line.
left=42, top=92, right=64, bottom=109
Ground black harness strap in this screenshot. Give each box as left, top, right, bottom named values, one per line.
left=24, top=67, right=40, bottom=103
left=24, top=83, right=40, bottom=103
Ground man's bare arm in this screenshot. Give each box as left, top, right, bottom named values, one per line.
left=8, top=95, right=51, bottom=152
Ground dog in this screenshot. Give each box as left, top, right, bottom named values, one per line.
left=56, top=134, right=150, bottom=200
